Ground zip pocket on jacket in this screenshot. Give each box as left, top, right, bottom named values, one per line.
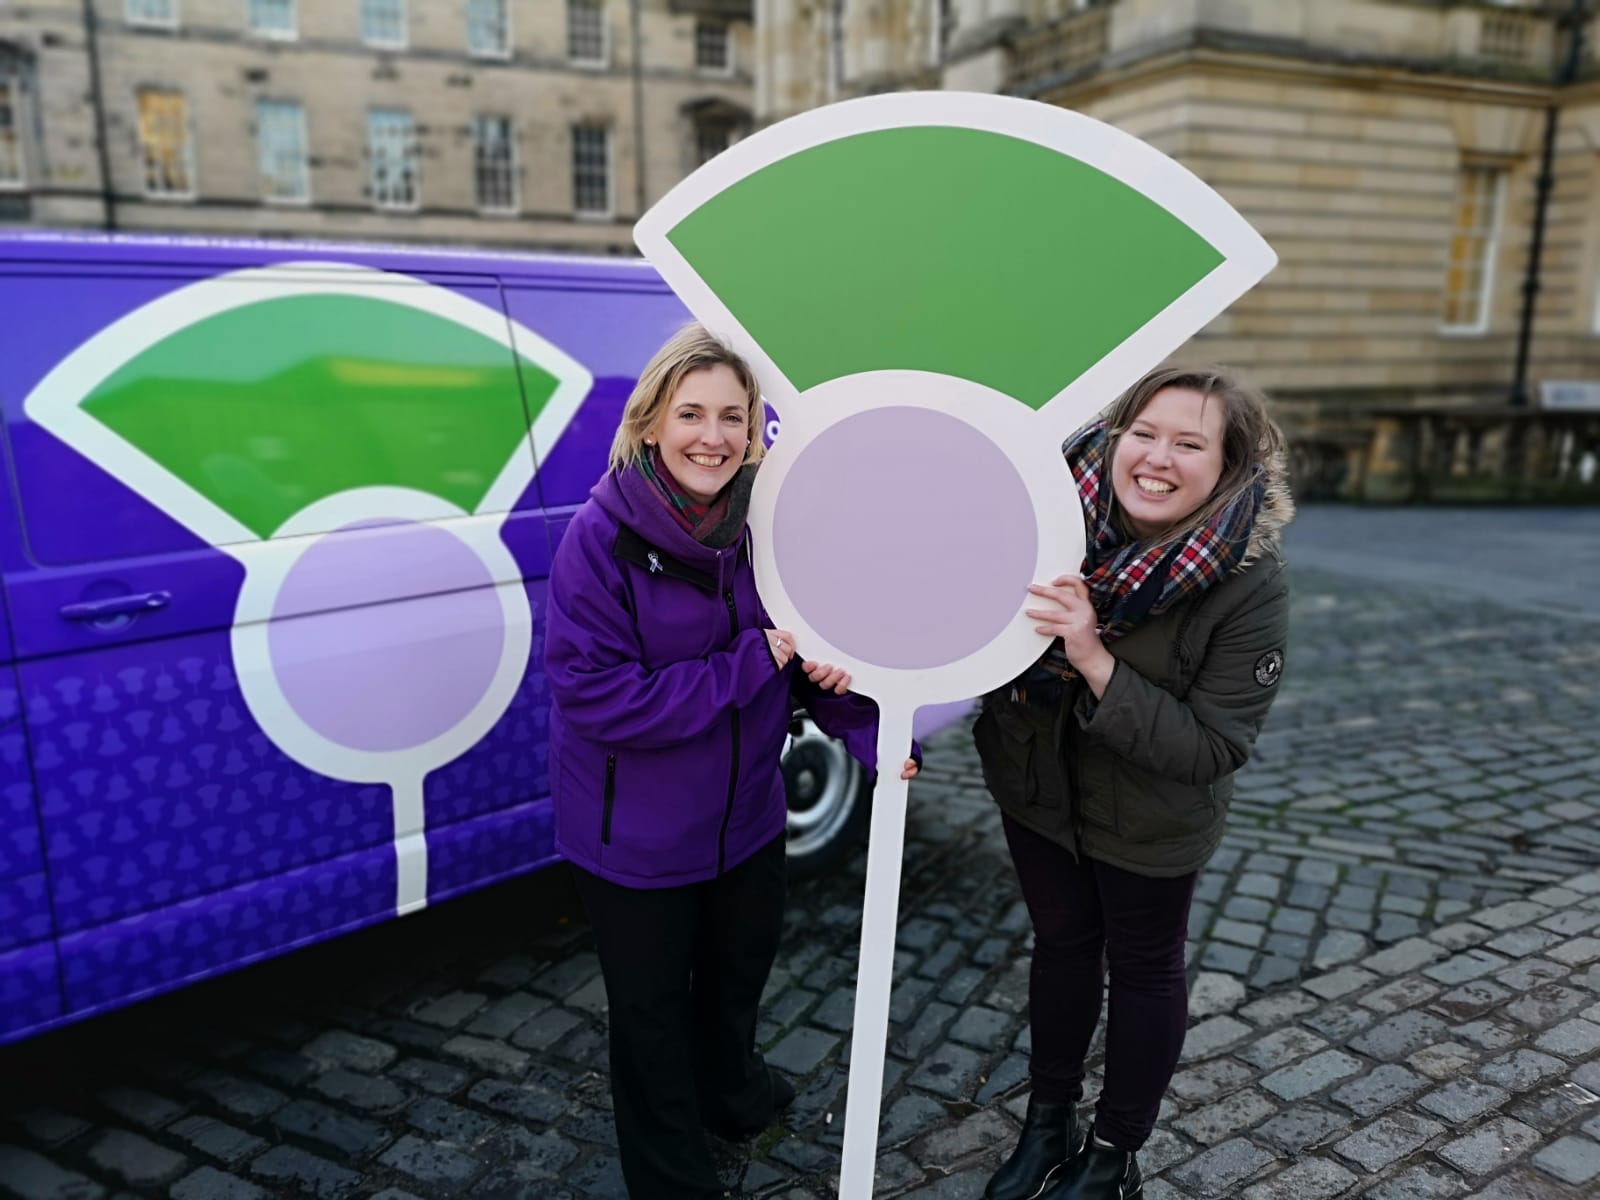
left=600, top=754, right=617, bottom=845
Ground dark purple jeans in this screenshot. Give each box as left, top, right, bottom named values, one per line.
left=1002, top=814, right=1198, bottom=1152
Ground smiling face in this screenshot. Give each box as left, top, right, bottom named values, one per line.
left=1110, top=385, right=1226, bottom=539
left=649, top=363, right=752, bottom=503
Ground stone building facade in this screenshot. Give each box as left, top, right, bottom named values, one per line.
left=756, top=0, right=1600, bottom=497
left=0, top=0, right=754, bottom=254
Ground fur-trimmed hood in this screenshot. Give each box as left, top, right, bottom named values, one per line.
left=1242, top=445, right=1295, bottom=568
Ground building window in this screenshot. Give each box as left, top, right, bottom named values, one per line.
left=249, top=0, right=296, bottom=39
left=467, top=0, right=510, bottom=58
left=125, top=0, right=179, bottom=27
left=0, top=71, right=22, bottom=188
left=136, top=88, right=194, bottom=198
left=572, top=124, right=610, bottom=216
left=695, top=20, right=731, bottom=72
left=361, top=0, right=407, bottom=48
left=694, top=121, right=730, bottom=167
left=256, top=100, right=309, bottom=203
left=473, top=114, right=517, bottom=213
left=568, top=0, right=607, bottom=66
left=1441, top=164, right=1505, bottom=333
left=368, top=108, right=417, bottom=209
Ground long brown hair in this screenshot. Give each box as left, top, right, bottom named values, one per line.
left=607, top=324, right=766, bottom=473
left=1102, top=364, right=1286, bottom=545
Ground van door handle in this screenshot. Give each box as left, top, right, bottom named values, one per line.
left=60, top=591, right=172, bottom=621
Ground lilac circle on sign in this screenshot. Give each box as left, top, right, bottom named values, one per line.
left=269, top=519, right=506, bottom=753
left=773, top=406, right=1036, bottom=670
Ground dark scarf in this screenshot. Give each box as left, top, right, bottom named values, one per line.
left=1038, top=419, right=1263, bottom=680
left=637, top=446, right=753, bottom=549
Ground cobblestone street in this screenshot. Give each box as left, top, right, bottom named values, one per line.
left=2, top=507, right=1599, bottom=1199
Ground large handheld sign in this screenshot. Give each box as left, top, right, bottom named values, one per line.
left=635, top=92, right=1275, bottom=1196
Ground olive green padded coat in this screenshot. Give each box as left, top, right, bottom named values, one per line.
left=975, top=475, right=1293, bottom=878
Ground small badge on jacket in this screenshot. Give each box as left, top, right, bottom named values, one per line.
left=1254, top=649, right=1284, bottom=687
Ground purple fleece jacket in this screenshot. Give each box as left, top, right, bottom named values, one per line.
left=544, top=463, right=886, bottom=888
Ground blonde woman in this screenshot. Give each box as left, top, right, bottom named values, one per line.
left=544, top=325, right=916, bottom=1198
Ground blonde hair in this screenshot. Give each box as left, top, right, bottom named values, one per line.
left=607, top=324, right=766, bottom=473
left=1102, top=364, right=1286, bottom=545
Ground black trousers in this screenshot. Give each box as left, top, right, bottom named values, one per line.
left=1002, top=815, right=1197, bottom=1152
left=572, top=834, right=787, bottom=1199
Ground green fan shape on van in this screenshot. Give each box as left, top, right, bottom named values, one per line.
left=666, top=126, right=1225, bottom=409
left=80, top=294, right=555, bottom=538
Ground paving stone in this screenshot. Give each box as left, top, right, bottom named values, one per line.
left=301, top=1031, right=398, bottom=1073
left=1181, top=1016, right=1251, bottom=1061
left=1532, top=1134, right=1600, bottom=1185
left=767, top=1028, right=840, bottom=1077
left=877, top=1092, right=946, bottom=1149
left=909, top=1108, right=1013, bottom=1169
left=1188, top=973, right=1247, bottom=1018
left=269, top=1100, right=390, bottom=1162
left=1333, top=1112, right=1445, bottom=1173
left=891, top=1001, right=956, bottom=1059
left=1533, top=1016, right=1600, bottom=1058
left=308, top=1069, right=407, bottom=1114
left=1365, top=938, right=1449, bottom=975
left=84, top=1130, right=187, bottom=1189
left=1163, top=1137, right=1275, bottom=1198
left=1237, top=1028, right=1328, bottom=1071
left=0, top=1145, right=108, bottom=1200
left=1253, top=1102, right=1348, bottom=1153
left=1236, top=991, right=1316, bottom=1026
left=1172, top=1088, right=1276, bottom=1145
left=1485, top=927, right=1564, bottom=958
left=1430, top=980, right=1512, bottom=1021
left=1509, top=1081, right=1600, bottom=1132
left=508, top=1008, right=581, bottom=1051
left=1260, top=1050, right=1363, bottom=1101
left=248, top=1145, right=359, bottom=1200
left=1239, top=1157, right=1358, bottom=1200
left=167, top=1116, right=268, bottom=1168
left=1504, top=984, right=1591, bottom=1030
left=1362, top=1161, right=1469, bottom=1198
left=376, top=1135, right=484, bottom=1195
left=465, top=1080, right=564, bottom=1125
left=403, top=1097, right=496, bottom=1145
left=1419, top=1079, right=1511, bottom=1123
left=1331, top=1064, right=1429, bottom=1117
left=1169, top=1058, right=1255, bottom=1104
left=185, top=1073, right=287, bottom=1122
left=1478, top=1049, right=1568, bottom=1091
left=95, top=1088, right=185, bottom=1133
left=440, top=1036, right=531, bottom=1078
left=1350, top=1010, right=1451, bottom=1061
left=908, top=1043, right=985, bottom=1100
left=1302, top=1004, right=1376, bottom=1041
left=463, top=993, right=547, bottom=1040
left=1360, top=976, right=1442, bottom=1015
left=169, top=1167, right=269, bottom=1200
left=12, top=1109, right=92, bottom=1150
left=389, top=1058, right=470, bottom=1097
left=1474, top=901, right=1554, bottom=931
left=1437, top=1117, right=1541, bottom=1175
left=1454, top=1020, right=1520, bottom=1052
left=1303, top=964, right=1376, bottom=999
left=1548, top=936, right=1600, bottom=966
left=1424, top=950, right=1510, bottom=985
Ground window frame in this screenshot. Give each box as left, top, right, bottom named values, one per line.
left=248, top=0, right=298, bottom=41
left=571, top=123, right=612, bottom=220
left=367, top=107, right=419, bottom=211
left=472, top=113, right=518, bottom=215
left=0, top=68, right=24, bottom=190
left=256, top=99, right=311, bottom=206
left=361, top=0, right=409, bottom=50
left=467, top=0, right=512, bottom=60
left=694, top=18, right=733, bottom=75
left=1439, top=162, right=1506, bottom=337
left=567, top=0, right=610, bottom=68
left=136, top=87, right=196, bottom=201
left=125, top=0, right=180, bottom=29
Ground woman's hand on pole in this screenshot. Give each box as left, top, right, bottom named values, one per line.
left=765, top=629, right=797, bottom=670
left=1025, top=575, right=1117, bottom=698
left=801, top=659, right=852, bottom=694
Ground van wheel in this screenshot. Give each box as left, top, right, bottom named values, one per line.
left=782, top=716, right=870, bottom=880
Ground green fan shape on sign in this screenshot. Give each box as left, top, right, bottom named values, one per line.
left=666, top=126, right=1225, bottom=408
left=80, top=294, right=557, bottom=538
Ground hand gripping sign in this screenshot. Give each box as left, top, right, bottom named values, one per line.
left=634, top=92, right=1275, bottom=1197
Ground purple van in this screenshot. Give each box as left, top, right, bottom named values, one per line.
left=0, top=233, right=968, bottom=1045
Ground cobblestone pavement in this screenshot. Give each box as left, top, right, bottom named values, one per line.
left=2, top=507, right=1599, bottom=1200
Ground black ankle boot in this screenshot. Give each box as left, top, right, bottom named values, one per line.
left=984, top=1097, right=1081, bottom=1200
left=1039, top=1138, right=1142, bottom=1199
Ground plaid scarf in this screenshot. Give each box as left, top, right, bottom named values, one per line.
left=637, top=446, right=742, bottom=546
left=1038, top=419, right=1263, bottom=680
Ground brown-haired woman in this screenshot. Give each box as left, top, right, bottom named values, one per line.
left=977, top=366, right=1294, bottom=1200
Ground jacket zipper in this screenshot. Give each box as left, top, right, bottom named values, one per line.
left=718, top=586, right=742, bottom=875
left=600, top=753, right=617, bottom=845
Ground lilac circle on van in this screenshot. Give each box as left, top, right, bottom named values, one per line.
left=772, top=406, right=1035, bottom=670
left=269, top=520, right=505, bottom=753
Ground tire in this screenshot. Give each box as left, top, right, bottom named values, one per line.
left=781, top=714, right=871, bottom=880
